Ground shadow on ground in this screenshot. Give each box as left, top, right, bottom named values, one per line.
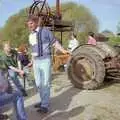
left=42, top=106, right=85, bottom=120
left=52, top=72, right=65, bottom=80
left=26, top=86, right=83, bottom=120
left=99, top=79, right=120, bottom=90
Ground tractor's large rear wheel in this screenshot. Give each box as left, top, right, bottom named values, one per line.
left=67, top=46, right=105, bottom=89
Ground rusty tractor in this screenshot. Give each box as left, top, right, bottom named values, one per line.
left=67, top=34, right=120, bottom=89
left=29, top=0, right=120, bottom=89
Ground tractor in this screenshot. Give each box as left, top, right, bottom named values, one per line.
left=67, top=34, right=120, bottom=89
left=29, top=0, right=120, bottom=90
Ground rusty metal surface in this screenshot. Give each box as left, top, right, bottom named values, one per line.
left=95, top=33, right=108, bottom=42
left=56, top=0, right=62, bottom=19
left=72, top=55, right=95, bottom=82
left=29, top=0, right=73, bottom=32
left=105, top=56, right=120, bottom=69
left=105, top=55, right=120, bottom=81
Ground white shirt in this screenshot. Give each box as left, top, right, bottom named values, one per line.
left=29, top=27, right=40, bottom=56
left=68, top=38, right=79, bottom=52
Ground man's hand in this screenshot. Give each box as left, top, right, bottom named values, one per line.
left=27, top=62, right=32, bottom=67
left=62, top=50, right=70, bottom=54
left=19, top=70, right=25, bottom=77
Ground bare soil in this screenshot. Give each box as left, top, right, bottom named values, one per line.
left=7, top=72, right=120, bottom=120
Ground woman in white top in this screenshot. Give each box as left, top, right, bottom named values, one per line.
left=68, top=33, right=79, bottom=52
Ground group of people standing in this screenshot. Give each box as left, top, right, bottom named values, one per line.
left=0, top=15, right=69, bottom=120
left=0, top=15, right=97, bottom=120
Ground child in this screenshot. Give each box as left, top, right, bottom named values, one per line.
left=87, top=32, right=96, bottom=45
left=3, top=41, right=27, bottom=96
left=0, top=56, right=28, bottom=120
left=18, top=44, right=33, bottom=88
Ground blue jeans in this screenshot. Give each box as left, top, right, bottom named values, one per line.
left=0, top=91, right=27, bottom=120
left=8, top=70, right=25, bottom=91
left=33, top=58, right=51, bottom=108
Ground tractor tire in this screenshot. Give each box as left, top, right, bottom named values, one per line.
left=96, top=42, right=118, bottom=57
left=67, top=46, right=105, bottom=90
left=73, top=44, right=107, bottom=59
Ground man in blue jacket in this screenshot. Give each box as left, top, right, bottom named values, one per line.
left=27, top=15, right=68, bottom=113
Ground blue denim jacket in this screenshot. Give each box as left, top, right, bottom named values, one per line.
left=29, top=27, right=55, bottom=59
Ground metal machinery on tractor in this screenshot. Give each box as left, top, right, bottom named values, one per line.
left=29, top=0, right=120, bottom=90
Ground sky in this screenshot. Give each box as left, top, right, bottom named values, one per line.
left=0, top=0, right=120, bottom=33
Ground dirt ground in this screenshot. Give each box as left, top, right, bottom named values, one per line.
left=7, top=72, right=120, bottom=120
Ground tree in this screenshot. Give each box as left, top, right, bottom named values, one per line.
left=101, top=29, right=114, bottom=38
left=117, top=21, right=120, bottom=33
left=0, top=2, right=99, bottom=47
left=108, top=37, right=120, bottom=46
left=1, top=9, right=29, bottom=47
left=62, top=2, right=98, bottom=32
left=54, top=2, right=99, bottom=46
left=106, top=22, right=120, bottom=46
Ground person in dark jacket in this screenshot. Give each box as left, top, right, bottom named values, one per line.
left=0, top=57, right=28, bottom=120
left=3, top=42, right=27, bottom=96
left=18, top=44, right=33, bottom=88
